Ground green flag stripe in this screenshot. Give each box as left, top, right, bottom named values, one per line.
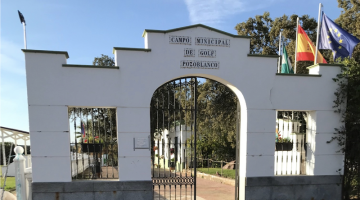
left=281, top=45, right=294, bottom=74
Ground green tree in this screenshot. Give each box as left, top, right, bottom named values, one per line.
left=331, top=1, right=360, bottom=199
left=0, top=142, right=15, bottom=164
left=336, top=0, right=360, bottom=61
left=196, top=79, right=238, bottom=161
left=332, top=57, right=360, bottom=200
left=149, top=78, right=238, bottom=161
left=93, top=54, right=115, bottom=66
left=235, top=12, right=332, bottom=74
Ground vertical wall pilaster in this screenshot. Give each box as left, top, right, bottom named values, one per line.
left=29, top=105, right=71, bottom=182
left=306, top=111, right=316, bottom=175
left=246, top=109, right=276, bottom=177
left=117, top=107, right=151, bottom=181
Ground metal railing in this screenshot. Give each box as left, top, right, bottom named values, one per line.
left=152, top=133, right=196, bottom=200
left=69, top=107, right=118, bottom=180
left=195, top=158, right=236, bottom=178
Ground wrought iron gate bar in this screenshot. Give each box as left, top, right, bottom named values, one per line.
left=151, top=77, right=198, bottom=200
left=193, top=77, right=197, bottom=199
left=70, top=107, right=118, bottom=180
left=152, top=177, right=195, bottom=186
left=163, top=80, right=197, bottom=90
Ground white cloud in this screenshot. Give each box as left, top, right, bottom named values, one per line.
left=184, top=0, right=276, bottom=26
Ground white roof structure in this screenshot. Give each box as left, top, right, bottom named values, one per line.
left=0, top=126, right=30, bottom=166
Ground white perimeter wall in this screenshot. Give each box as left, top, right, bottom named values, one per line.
left=23, top=25, right=343, bottom=189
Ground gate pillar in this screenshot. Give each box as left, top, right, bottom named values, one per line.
left=116, top=107, right=151, bottom=181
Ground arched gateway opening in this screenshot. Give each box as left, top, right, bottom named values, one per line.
left=150, top=76, right=247, bottom=200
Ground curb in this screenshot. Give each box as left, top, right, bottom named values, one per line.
left=197, top=172, right=235, bottom=186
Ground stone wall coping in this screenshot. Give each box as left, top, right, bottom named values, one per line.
left=22, top=49, right=69, bottom=58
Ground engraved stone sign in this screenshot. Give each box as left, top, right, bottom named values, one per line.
left=195, top=37, right=230, bottom=47
left=184, top=48, right=195, bottom=57
left=180, top=60, right=219, bottom=69
left=169, top=36, right=191, bottom=45
left=198, top=49, right=216, bottom=58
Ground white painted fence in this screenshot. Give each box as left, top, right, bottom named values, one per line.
left=71, top=153, right=93, bottom=177
left=13, top=148, right=94, bottom=200
left=275, top=115, right=307, bottom=175
left=24, top=167, right=32, bottom=200
left=274, top=151, right=302, bottom=175
left=1, top=155, right=32, bottom=177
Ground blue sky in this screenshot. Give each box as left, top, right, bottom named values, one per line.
left=1, top=0, right=343, bottom=132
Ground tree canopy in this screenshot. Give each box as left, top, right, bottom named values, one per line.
left=235, top=12, right=334, bottom=74
left=196, top=79, right=238, bottom=160
left=93, top=54, right=115, bottom=66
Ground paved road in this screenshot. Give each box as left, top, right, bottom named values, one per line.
left=197, top=176, right=235, bottom=200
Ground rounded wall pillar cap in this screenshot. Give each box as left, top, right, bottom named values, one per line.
left=14, top=146, right=24, bottom=154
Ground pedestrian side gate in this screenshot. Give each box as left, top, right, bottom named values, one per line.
left=151, top=77, right=198, bottom=199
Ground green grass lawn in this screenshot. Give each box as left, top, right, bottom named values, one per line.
left=1, top=177, right=16, bottom=191
left=197, top=168, right=236, bottom=179
left=0, top=165, right=16, bottom=191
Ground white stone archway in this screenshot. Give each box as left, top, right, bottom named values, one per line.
left=149, top=74, right=248, bottom=199
left=23, top=24, right=344, bottom=200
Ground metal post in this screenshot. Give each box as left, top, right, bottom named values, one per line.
left=23, top=22, right=27, bottom=49
left=294, top=17, right=299, bottom=74
left=74, top=108, right=78, bottom=179
left=103, top=108, right=108, bottom=179
left=2, top=130, right=6, bottom=166
left=221, top=161, right=223, bottom=177
left=194, top=77, right=197, bottom=200
left=314, top=3, right=323, bottom=65
left=208, top=157, right=209, bottom=173
left=2, top=143, right=14, bottom=200
left=24, top=140, right=28, bottom=168
left=24, top=140, right=27, bottom=156
left=277, top=32, right=282, bottom=73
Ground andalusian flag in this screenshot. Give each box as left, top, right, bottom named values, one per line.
left=281, top=45, right=294, bottom=74
left=296, top=25, right=327, bottom=63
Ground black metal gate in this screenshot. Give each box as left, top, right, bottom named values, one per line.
left=69, top=108, right=118, bottom=180
left=150, top=77, right=198, bottom=200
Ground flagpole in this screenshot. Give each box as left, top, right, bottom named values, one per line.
left=18, top=11, right=27, bottom=49
left=277, top=32, right=282, bottom=73
left=294, top=17, right=299, bottom=74
left=23, top=22, right=27, bottom=49
left=314, top=3, right=322, bottom=65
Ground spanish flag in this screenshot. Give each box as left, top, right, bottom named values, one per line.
left=296, top=25, right=327, bottom=63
